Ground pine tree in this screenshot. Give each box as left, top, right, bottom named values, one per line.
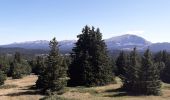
left=14, top=52, right=21, bottom=63
left=36, top=38, right=68, bottom=93
left=12, top=62, right=24, bottom=79
left=130, top=48, right=141, bottom=93
left=116, top=51, right=128, bottom=78
left=154, top=51, right=165, bottom=81
left=111, top=58, right=118, bottom=76
left=0, top=65, right=6, bottom=86
left=123, top=48, right=141, bottom=93
left=34, top=56, right=45, bottom=75
left=154, top=50, right=170, bottom=83
left=0, top=56, right=10, bottom=75
left=68, top=26, right=113, bottom=86
left=140, top=49, right=161, bottom=95
left=10, top=52, right=31, bottom=79
left=116, top=51, right=131, bottom=90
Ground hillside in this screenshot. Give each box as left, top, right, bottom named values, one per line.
left=1, top=75, right=170, bottom=100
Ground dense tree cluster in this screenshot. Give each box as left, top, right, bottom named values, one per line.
left=9, top=52, right=31, bottom=79
left=1, top=25, right=170, bottom=96
left=116, top=48, right=162, bottom=95
left=68, top=26, right=114, bottom=87
left=29, top=56, right=46, bottom=75
left=154, top=50, right=170, bottom=83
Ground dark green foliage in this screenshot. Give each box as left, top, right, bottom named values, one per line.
left=32, top=56, right=45, bottom=75
left=11, top=60, right=31, bottom=79
left=0, top=70, right=6, bottom=86
left=28, top=59, right=36, bottom=73
left=0, top=56, right=7, bottom=84
left=123, top=48, right=141, bottom=93
left=64, top=56, right=71, bottom=68
left=11, top=63, right=24, bottom=79
left=154, top=50, right=170, bottom=83
left=14, top=52, right=21, bottom=63
left=68, top=26, right=114, bottom=87
left=140, top=49, right=161, bottom=95
left=118, top=48, right=162, bottom=95
left=111, top=58, right=118, bottom=76
left=0, top=56, right=10, bottom=75
left=36, top=38, right=68, bottom=93
left=10, top=52, right=31, bottom=79
left=116, top=51, right=128, bottom=78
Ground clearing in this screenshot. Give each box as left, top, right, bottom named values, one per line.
left=0, top=75, right=44, bottom=100
left=1, top=75, right=170, bottom=100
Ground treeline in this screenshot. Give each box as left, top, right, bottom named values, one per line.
left=0, top=47, right=49, bottom=59
left=0, top=26, right=170, bottom=96
left=116, top=48, right=162, bottom=95
left=0, top=52, right=32, bottom=85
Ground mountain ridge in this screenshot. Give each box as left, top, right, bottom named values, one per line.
left=1, top=34, right=170, bottom=52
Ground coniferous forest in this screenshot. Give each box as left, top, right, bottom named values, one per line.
left=0, top=26, right=170, bottom=100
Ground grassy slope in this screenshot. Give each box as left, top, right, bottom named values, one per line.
left=1, top=75, right=170, bottom=100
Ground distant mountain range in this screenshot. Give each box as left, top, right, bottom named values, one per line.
left=1, top=34, right=170, bottom=52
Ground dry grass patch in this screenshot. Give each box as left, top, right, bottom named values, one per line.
left=58, top=78, right=170, bottom=100
left=0, top=75, right=44, bottom=100
left=0, top=84, right=18, bottom=89
left=1, top=75, right=170, bottom=100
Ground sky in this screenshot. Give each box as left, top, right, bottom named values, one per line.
left=0, top=0, right=170, bottom=45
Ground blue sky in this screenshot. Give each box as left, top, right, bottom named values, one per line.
left=0, top=0, right=170, bottom=44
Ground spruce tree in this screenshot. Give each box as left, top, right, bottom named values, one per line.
left=123, top=48, right=141, bottom=93
left=10, top=52, right=31, bottom=79
left=154, top=51, right=165, bottom=81
left=36, top=38, right=68, bottom=93
left=140, top=49, right=161, bottom=95
left=34, top=56, right=45, bottom=75
left=0, top=56, right=10, bottom=75
left=0, top=65, right=6, bottom=85
left=68, top=26, right=113, bottom=86
left=14, top=52, right=21, bottom=63
left=116, top=51, right=131, bottom=90
left=12, top=63, right=24, bottom=79
left=155, top=50, right=170, bottom=83
left=116, top=51, right=128, bottom=78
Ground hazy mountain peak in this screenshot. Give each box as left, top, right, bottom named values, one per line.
left=11, top=40, right=49, bottom=45
left=105, top=34, right=151, bottom=46
left=1, top=34, right=170, bottom=52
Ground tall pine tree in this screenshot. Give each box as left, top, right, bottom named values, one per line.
left=36, top=38, right=68, bottom=93
left=140, top=49, right=161, bottom=95
left=116, top=51, right=128, bottom=78
left=123, top=48, right=141, bottom=93
left=68, top=26, right=113, bottom=86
